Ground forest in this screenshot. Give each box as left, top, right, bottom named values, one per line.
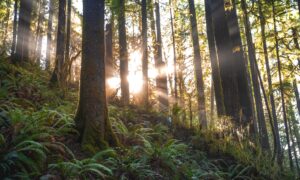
left=0, top=0, right=300, bottom=179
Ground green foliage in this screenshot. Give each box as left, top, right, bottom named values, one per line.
left=49, top=150, right=114, bottom=179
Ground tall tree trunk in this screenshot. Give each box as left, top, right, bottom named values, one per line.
left=75, top=0, right=118, bottom=150
left=289, top=101, right=300, bottom=156
left=210, top=0, right=240, bottom=121
left=272, top=1, right=294, bottom=171
left=105, top=22, right=114, bottom=100
left=50, top=0, right=66, bottom=86
left=141, top=0, right=149, bottom=107
left=294, top=80, right=300, bottom=116
left=118, top=0, right=130, bottom=105
left=155, top=1, right=169, bottom=110
left=204, top=0, right=225, bottom=117
left=11, top=0, right=19, bottom=58
left=1, top=1, right=11, bottom=55
left=46, top=0, right=53, bottom=70
left=33, top=0, right=43, bottom=65
left=288, top=104, right=300, bottom=174
left=13, top=0, right=33, bottom=64
left=240, top=0, right=270, bottom=151
left=169, top=0, right=177, bottom=102
left=257, top=0, right=282, bottom=164
left=188, top=0, right=207, bottom=129
left=226, top=0, right=254, bottom=125
left=65, top=0, right=72, bottom=63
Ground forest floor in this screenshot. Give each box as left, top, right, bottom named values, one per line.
left=0, top=57, right=293, bottom=179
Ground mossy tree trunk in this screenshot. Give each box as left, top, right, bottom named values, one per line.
left=75, top=0, right=119, bottom=152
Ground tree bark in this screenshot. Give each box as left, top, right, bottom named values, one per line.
left=294, top=80, right=300, bottom=116
left=204, top=0, right=225, bottom=117
left=75, top=0, right=118, bottom=151
left=105, top=22, right=114, bottom=100
left=13, top=0, right=33, bottom=64
left=287, top=104, right=300, bottom=174
left=141, top=0, right=149, bottom=107
left=65, top=0, right=72, bottom=63
left=188, top=0, right=207, bottom=129
left=50, top=0, right=66, bottom=86
left=46, top=0, right=54, bottom=70
left=11, top=0, right=19, bottom=59
left=118, top=0, right=130, bottom=105
left=155, top=1, right=169, bottom=111
left=169, top=0, right=177, bottom=102
left=225, top=0, right=253, bottom=125
left=210, top=0, right=240, bottom=121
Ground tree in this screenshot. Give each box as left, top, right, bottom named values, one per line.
left=155, top=1, right=169, bottom=110
left=225, top=0, right=253, bottom=126
left=272, top=0, right=294, bottom=170
left=11, top=0, right=19, bottom=58
left=65, top=0, right=72, bottom=63
left=75, top=0, right=118, bottom=151
left=204, top=0, right=225, bottom=117
left=13, top=0, right=33, bottom=64
left=105, top=22, right=114, bottom=100
left=188, top=0, right=207, bottom=129
left=50, top=0, right=66, bottom=85
left=294, top=80, right=300, bottom=116
left=118, top=0, right=130, bottom=105
left=257, top=0, right=282, bottom=163
left=169, top=0, right=177, bottom=102
left=141, top=0, right=149, bottom=107
left=240, top=0, right=270, bottom=151
left=46, top=0, right=54, bottom=70
left=209, top=0, right=240, bottom=121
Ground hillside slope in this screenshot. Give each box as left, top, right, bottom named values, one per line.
left=0, top=58, right=292, bottom=179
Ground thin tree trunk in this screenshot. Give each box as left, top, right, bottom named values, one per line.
left=14, top=0, right=33, bottom=64
left=211, top=79, right=215, bottom=127
left=204, top=0, right=225, bottom=117
left=288, top=104, right=300, bottom=174
left=141, top=0, right=149, bottom=107
left=46, top=0, right=53, bottom=70
left=11, top=0, right=19, bottom=58
left=65, top=0, right=72, bottom=63
left=294, top=80, right=300, bottom=116
left=155, top=1, right=169, bottom=111
left=118, top=0, right=130, bottom=105
left=105, top=22, right=114, bottom=100
left=188, top=0, right=207, bottom=129
left=1, top=1, right=11, bottom=55
left=257, top=0, right=282, bottom=164
left=50, top=0, right=66, bottom=86
left=169, top=0, right=177, bottom=102
left=241, top=0, right=270, bottom=151
left=272, top=1, right=294, bottom=171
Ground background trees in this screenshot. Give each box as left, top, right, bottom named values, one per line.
left=0, top=0, right=300, bottom=174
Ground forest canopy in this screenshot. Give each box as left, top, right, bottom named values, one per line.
left=0, top=0, right=300, bottom=179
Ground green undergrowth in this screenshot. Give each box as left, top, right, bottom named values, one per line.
left=0, top=58, right=293, bottom=179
